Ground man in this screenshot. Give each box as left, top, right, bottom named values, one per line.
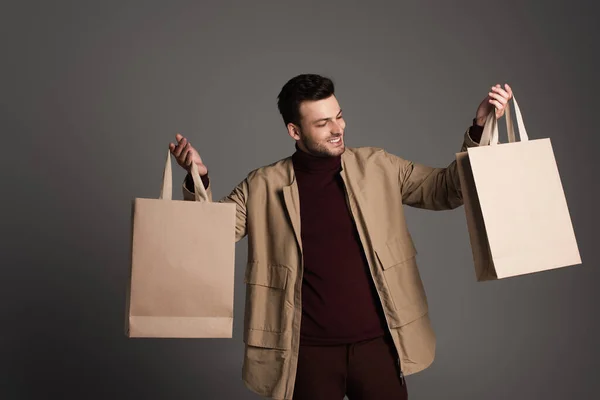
left=168, top=74, right=512, bottom=400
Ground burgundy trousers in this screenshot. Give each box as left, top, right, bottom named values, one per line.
left=292, top=335, right=408, bottom=400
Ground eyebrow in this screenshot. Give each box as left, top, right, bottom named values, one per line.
left=313, top=109, right=343, bottom=124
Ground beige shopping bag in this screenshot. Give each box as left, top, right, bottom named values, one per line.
left=456, top=95, right=581, bottom=281
left=126, top=150, right=236, bottom=337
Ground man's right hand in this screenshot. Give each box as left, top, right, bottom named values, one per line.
left=169, top=133, right=208, bottom=176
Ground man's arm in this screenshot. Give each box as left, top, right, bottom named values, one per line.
left=468, top=119, right=484, bottom=143
left=182, top=173, right=249, bottom=242
left=395, top=125, right=480, bottom=210
left=169, top=133, right=248, bottom=242
left=184, top=172, right=210, bottom=196
left=396, top=82, right=513, bottom=210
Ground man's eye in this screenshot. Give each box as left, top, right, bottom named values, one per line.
left=317, top=123, right=327, bottom=127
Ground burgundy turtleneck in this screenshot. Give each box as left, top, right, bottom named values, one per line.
left=291, top=146, right=388, bottom=345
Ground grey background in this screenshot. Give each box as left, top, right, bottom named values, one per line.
left=2, top=0, right=598, bottom=399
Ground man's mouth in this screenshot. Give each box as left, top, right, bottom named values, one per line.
left=328, top=137, right=342, bottom=143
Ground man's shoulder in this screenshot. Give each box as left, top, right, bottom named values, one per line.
left=243, top=146, right=401, bottom=181
left=245, top=155, right=292, bottom=182
left=346, top=146, right=387, bottom=158
left=345, top=146, right=400, bottom=165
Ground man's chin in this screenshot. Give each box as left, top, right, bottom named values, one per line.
left=319, top=147, right=345, bottom=158
left=330, top=143, right=345, bottom=155
left=304, top=143, right=345, bottom=157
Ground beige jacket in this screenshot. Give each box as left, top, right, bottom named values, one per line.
left=183, top=130, right=479, bottom=399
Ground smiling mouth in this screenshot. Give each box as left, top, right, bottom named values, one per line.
left=328, top=137, right=342, bottom=143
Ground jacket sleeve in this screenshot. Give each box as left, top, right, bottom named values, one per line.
left=182, top=175, right=249, bottom=242
left=396, top=127, right=481, bottom=210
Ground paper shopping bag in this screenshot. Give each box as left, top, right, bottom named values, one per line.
left=126, top=150, right=236, bottom=337
left=456, top=95, right=581, bottom=281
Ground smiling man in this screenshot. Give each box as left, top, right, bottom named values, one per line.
left=169, top=74, right=512, bottom=400
left=290, top=97, right=346, bottom=156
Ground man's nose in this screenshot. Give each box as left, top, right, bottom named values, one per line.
left=331, top=120, right=343, bottom=134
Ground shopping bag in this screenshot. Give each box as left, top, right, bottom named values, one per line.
left=456, top=95, right=581, bottom=281
left=126, top=150, right=236, bottom=337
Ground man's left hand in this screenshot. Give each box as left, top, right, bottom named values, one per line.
left=474, top=83, right=513, bottom=127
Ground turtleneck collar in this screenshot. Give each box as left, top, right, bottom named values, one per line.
left=291, top=143, right=342, bottom=173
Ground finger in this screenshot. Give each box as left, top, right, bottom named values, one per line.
left=488, top=92, right=508, bottom=105
left=491, top=85, right=510, bottom=99
left=505, top=83, right=513, bottom=97
left=175, top=133, right=183, bottom=142
left=179, top=142, right=191, bottom=163
left=174, top=137, right=187, bottom=157
left=489, top=99, right=503, bottom=110
left=184, top=149, right=194, bottom=166
left=169, top=143, right=176, bottom=152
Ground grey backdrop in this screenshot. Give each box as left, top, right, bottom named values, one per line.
left=2, top=0, right=598, bottom=399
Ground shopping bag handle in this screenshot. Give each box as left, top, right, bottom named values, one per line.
left=480, top=95, right=529, bottom=146
left=159, top=149, right=209, bottom=202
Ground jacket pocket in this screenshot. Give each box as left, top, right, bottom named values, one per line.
left=243, top=261, right=293, bottom=342
left=375, top=237, right=428, bottom=327
left=242, top=345, right=290, bottom=399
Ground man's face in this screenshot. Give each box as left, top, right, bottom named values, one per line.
left=290, top=95, right=346, bottom=157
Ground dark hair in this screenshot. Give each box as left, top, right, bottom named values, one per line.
left=277, top=74, right=335, bottom=127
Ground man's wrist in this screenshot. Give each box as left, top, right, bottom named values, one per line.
left=474, top=117, right=486, bottom=127
left=185, top=172, right=210, bottom=192
left=469, top=118, right=484, bottom=143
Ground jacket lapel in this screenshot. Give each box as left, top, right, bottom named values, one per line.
left=340, top=149, right=366, bottom=202
left=282, top=159, right=303, bottom=254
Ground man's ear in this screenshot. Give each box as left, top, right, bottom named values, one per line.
left=287, top=123, right=301, bottom=140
